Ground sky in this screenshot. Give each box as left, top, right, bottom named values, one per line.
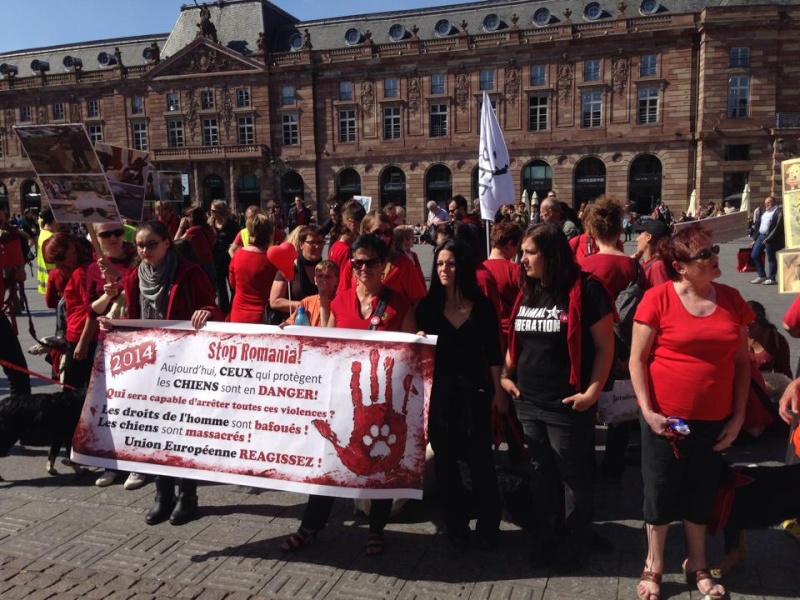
left=0, top=0, right=479, bottom=53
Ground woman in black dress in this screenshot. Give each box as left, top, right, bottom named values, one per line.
left=415, top=239, right=504, bottom=549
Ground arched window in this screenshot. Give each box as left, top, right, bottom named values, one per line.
left=379, top=166, right=406, bottom=208
left=628, top=154, right=662, bottom=214
left=425, top=164, right=452, bottom=206
left=237, top=172, right=260, bottom=213
left=0, top=181, right=8, bottom=214
left=281, top=171, right=305, bottom=215
left=521, top=159, right=553, bottom=203
left=203, top=174, right=226, bottom=212
left=22, top=180, right=41, bottom=211
left=573, top=157, right=606, bottom=208
left=335, top=168, right=361, bottom=202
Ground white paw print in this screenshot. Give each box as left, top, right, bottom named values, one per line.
left=361, top=424, right=398, bottom=457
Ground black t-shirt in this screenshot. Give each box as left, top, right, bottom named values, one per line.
left=212, top=219, right=240, bottom=265
left=514, top=276, right=612, bottom=409
left=415, top=293, right=502, bottom=386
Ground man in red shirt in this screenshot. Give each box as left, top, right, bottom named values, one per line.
left=0, top=210, right=31, bottom=395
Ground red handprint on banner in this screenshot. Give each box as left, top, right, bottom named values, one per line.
left=313, top=348, right=417, bottom=476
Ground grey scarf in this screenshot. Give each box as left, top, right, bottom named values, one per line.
left=139, top=249, right=177, bottom=320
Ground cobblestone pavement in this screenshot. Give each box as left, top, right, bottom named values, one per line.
left=0, top=237, right=798, bottom=599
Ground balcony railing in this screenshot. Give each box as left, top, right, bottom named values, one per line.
left=152, top=144, right=269, bottom=161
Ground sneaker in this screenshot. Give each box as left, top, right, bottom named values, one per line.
left=750, top=277, right=766, bottom=284
left=762, top=279, right=777, bottom=285
left=95, top=470, right=117, bottom=487
left=124, top=473, right=147, bottom=490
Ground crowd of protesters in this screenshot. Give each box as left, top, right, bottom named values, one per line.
left=2, top=191, right=800, bottom=599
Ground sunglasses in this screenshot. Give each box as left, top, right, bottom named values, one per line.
left=351, top=257, right=382, bottom=269
left=136, top=240, right=162, bottom=250
left=687, top=244, right=720, bottom=261
left=98, top=228, right=124, bottom=239
left=303, top=239, right=324, bottom=246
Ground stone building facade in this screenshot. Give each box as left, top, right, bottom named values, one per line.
left=1, top=0, right=799, bottom=224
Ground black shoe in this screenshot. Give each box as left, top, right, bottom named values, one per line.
left=529, top=537, right=555, bottom=568
left=169, top=493, right=198, bottom=526
left=446, top=527, right=471, bottom=549
left=553, top=536, right=590, bottom=573
left=145, top=492, right=176, bottom=525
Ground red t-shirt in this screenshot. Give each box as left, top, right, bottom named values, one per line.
left=45, top=268, right=70, bottom=309
left=183, top=225, right=214, bottom=263
left=634, top=282, right=754, bottom=420
left=482, top=258, right=522, bottom=335
left=476, top=264, right=502, bottom=319
left=642, top=256, right=670, bottom=287
left=64, top=263, right=93, bottom=343
left=383, top=252, right=427, bottom=303
left=331, top=285, right=411, bottom=331
left=580, top=253, right=646, bottom=299
left=330, top=240, right=353, bottom=293
left=228, top=250, right=278, bottom=323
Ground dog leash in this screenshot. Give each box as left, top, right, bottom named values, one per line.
left=0, top=359, right=77, bottom=391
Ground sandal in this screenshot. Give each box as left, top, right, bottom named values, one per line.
left=637, top=570, right=661, bottom=600
left=682, top=561, right=725, bottom=599
left=365, top=532, right=385, bottom=556
left=280, top=527, right=318, bottom=552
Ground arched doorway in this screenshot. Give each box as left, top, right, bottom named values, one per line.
left=0, top=182, right=8, bottom=214
left=522, top=159, right=553, bottom=203
left=203, top=174, right=225, bottom=212
left=379, top=166, right=406, bottom=208
left=21, top=180, right=41, bottom=211
left=237, top=172, right=260, bottom=213
left=281, top=171, right=304, bottom=215
left=573, top=157, right=606, bottom=208
left=628, top=154, right=662, bottom=214
left=335, top=168, right=361, bottom=202
left=425, top=164, right=452, bottom=207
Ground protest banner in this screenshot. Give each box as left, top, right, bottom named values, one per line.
left=72, top=321, right=436, bottom=500
left=783, top=157, right=800, bottom=249
left=14, top=124, right=121, bottom=223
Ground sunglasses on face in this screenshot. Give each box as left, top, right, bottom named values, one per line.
left=136, top=240, right=161, bottom=251
left=351, top=257, right=382, bottom=269
left=687, top=244, right=720, bottom=261
left=303, top=239, right=324, bottom=246
left=98, top=228, right=124, bottom=239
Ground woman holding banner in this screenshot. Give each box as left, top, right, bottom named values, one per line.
left=415, top=239, right=504, bottom=549
left=282, top=233, right=416, bottom=556
left=87, top=222, right=146, bottom=490
left=122, top=220, right=222, bottom=526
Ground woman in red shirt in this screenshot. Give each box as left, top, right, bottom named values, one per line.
left=630, top=224, right=752, bottom=600
left=43, top=232, right=95, bottom=390
left=227, top=214, right=277, bottom=324
left=175, top=204, right=216, bottom=291
left=354, top=211, right=426, bottom=304
left=282, top=234, right=416, bottom=556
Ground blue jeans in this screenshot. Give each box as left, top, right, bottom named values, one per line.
left=750, top=233, right=777, bottom=279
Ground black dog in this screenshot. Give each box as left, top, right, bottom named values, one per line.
left=715, top=462, right=800, bottom=575
left=0, top=389, right=86, bottom=478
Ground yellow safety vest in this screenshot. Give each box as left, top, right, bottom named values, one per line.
left=37, top=229, right=55, bottom=295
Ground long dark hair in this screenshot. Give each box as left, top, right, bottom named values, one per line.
left=427, top=239, right=480, bottom=306
left=520, top=222, right=580, bottom=306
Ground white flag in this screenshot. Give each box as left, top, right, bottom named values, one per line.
left=478, top=91, right=514, bottom=221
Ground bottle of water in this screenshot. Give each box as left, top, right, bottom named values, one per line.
left=294, top=305, right=310, bottom=326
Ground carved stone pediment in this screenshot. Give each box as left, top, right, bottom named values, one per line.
left=144, top=38, right=263, bottom=80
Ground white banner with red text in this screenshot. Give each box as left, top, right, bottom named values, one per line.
left=72, top=321, right=436, bottom=499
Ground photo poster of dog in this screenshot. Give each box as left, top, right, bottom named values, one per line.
left=94, top=142, right=149, bottom=222
left=778, top=249, right=800, bottom=294
left=14, top=124, right=122, bottom=224
left=142, top=171, right=183, bottom=220
left=782, top=157, right=800, bottom=250
left=72, top=322, right=437, bottom=499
